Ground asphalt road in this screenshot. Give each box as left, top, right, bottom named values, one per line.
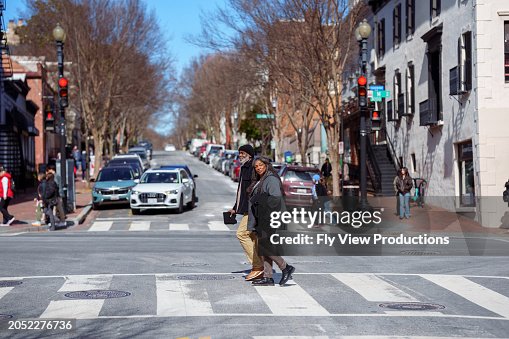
left=1, top=151, right=509, bottom=339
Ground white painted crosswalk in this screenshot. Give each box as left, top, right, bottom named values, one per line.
left=0, top=273, right=508, bottom=321
left=86, top=220, right=236, bottom=232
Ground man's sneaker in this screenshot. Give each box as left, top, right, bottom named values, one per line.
left=6, top=217, right=15, bottom=225
left=32, top=221, right=42, bottom=227
left=0, top=223, right=8, bottom=227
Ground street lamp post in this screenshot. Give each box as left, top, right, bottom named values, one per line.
left=356, top=19, right=371, bottom=209
left=53, top=23, right=68, bottom=212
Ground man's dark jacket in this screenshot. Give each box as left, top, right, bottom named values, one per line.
left=233, top=159, right=253, bottom=214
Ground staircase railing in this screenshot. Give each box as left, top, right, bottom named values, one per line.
left=366, top=138, right=382, bottom=193
left=383, top=126, right=402, bottom=169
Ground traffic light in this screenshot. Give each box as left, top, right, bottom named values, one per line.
left=371, top=109, right=381, bottom=131
left=58, top=77, right=69, bottom=108
left=357, top=75, right=367, bottom=108
left=44, top=105, right=56, bottom=132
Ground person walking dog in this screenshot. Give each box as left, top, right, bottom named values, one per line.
left=228, top=144, right=264, bottom=281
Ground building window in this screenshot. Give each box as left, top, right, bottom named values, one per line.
left=406, top=63, right=415, bottom=114
left=505, top=21, right=509, bottom=83
left=377, top=19, right=386, bottom=57
left=458, top=31, right=472, bottom=91
left=406, top=0, right=415, bottom=37
left=393, top=4, right=402, bottom=46
left=394, top=71, right=403, bottom=118
left=431, top=0, right=441, bottom=19
left=411, top=153, right=416, bottom=173
left=458, top=141, right=475, bottom=207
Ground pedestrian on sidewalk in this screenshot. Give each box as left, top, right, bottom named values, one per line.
left=45, top=166, right=66, bottom=223
left=247, top=156, right=295, bottom=286
left=0, top=166, right=15, bottom=226
left=321, top=158, right=332, bottom=190
left=41, top=172, right=66, bottom=228
left=311, top=175, right=327, bottom=228
left=81, top=150, right=87, bottom=182
left=32, top=173, right=46, bottom=227
left=396, top=167, right=413, bottom=219
left=393, top=169, right=401, bottom=215
left=228, top=144, right=265, bottom=282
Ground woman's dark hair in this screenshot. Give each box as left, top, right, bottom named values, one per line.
left=46, top=172, right=55, bottom=181
left=248, top=156, right=284, bottom=195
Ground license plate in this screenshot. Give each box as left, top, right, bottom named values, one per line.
left=148, top=198, right=158, bottom=204
left=110, top=195, right=119, bottom=200
left=297, top=189, right=307, bottom=194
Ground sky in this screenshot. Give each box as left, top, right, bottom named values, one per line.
left=4, top=0, right=228, bottom=77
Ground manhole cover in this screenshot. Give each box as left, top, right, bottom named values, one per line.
left=177, top=275, right=236, bottom=281
left=379, top=302, right=445, bottom=311
left=170, top=263, right=210, bottom=267
left=0, top=281, right=22, bottom=288
left=0, top=314, right=13, bottom=319
left=400, top=250, right=440, bottom=256
left=64, top=290, right=131, bottom=299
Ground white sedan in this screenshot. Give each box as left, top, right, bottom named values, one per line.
left=130, top=168, right=196, bottom=214
left=164, top=144, right=176, bottom=152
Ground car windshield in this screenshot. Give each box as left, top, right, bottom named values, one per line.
left=141, top=172, right=179, bottom=184
left=284, top=170, right=317, bottom=182
left=129, top=151, right=146, bottom=160
left=108, top=163, right=141, bottom=176
left=97, top=168, right=133, bottom=182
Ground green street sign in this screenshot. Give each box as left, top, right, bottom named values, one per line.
left=372, top=90, right=390, bottom=98
left=370, top=97, right=383, bottom=102
left=256, top=114, right=274, bottom=119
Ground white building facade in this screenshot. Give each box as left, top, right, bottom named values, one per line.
left=368, top=0, right=509, bottom=227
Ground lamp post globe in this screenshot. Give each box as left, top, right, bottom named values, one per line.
left=52, top=23, right=66, bottom=42
left=355, top=27, right=362, bottom=42
left=358, top=19, right=371, bottom=39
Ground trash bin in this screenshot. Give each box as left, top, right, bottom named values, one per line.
left=342, top=185, right=359, bottom=211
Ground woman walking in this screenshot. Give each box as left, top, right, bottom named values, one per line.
left=247, top=156, right=295, bottom=286
left=396, top=167, right=413, bottom=219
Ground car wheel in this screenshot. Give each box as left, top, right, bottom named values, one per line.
left=177, top=195, right=184, bottom=214
left=92, top=203, right=100, bottom=210
left=187, top=190, right=196, bottom=209
left=131, top=208, right=140, bottom=215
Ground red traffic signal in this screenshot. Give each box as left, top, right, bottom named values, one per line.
left=372, top=110, right=381, bottom=120
left=58, top=76, right=69, bottom=107
left=358, top=76, right=367, bottom=86
left=44, top=106, right=56, bottom=132
left=358, top=76, right=368, bottom=108
left=371, top=110, right=381, bottom=131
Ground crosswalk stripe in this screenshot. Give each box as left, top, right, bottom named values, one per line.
left=88, top=221, right=113, bottom=231
left=129, top=221, right=150, bottom=231
left=40, top=275, right=113, bottom=319
left=0, top=287, right=14, bottom=300
left=331, top=273, right=418, bottom=302
left=169, top=223, right=189, bottom=231
left=207, top=221, right=230, bottom=231
left=155, top=275, right=214, bottom=316
left=422, top=274, right=509, bottom=318
left=254, top=283, right=329, bottom=316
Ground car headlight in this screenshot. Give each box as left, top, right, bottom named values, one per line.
left=131, top=190, right=140, bottom=195
left=165, top=189, right=179, bottom=195
left=93, top=188, right=102, bottom=193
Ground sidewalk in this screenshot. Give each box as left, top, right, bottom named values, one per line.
left=0, top=179, right=93, bottom=234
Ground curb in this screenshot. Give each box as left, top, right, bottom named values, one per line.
left=0, top=203, right=93, bottom=234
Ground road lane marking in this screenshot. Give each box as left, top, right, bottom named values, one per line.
left=169, top=224, right=189, bottom=231
left=332, top=273, right=418, bottom=302
left=423, top=274, right=509, bottom=318
left=129, top=221, right=151, bottom=231
left=88, top=221, right=113, bottom=231
left=155, top=275, right=214, bottom=316
left=40, top=275, right=113, bottom=319
left=254, top=283, right=329, bottom=316
left=207, top=221, right=230, bottom=231
left=0, top=287, right=14, bottom=300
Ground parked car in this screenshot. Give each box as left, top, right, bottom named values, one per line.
left=127, top=147, right=150, bottom=170
left=106, top=161, right=143, bottom=179
left=279, top=165, right=320, bottom=207
left=137, top=140, right=153, bottom=159
left=205, top=144, right=225, bottom=164
left=223, top=151, right=239, bottom=175
left=164, top=144, right=176, bottom=152
left=189, top=138, right=207, bottom=154
left=130, top=168, right=196, bottom=214
left=92, top=166, right=138, bottom=210
left=198, top=143, right=209, bottom=161
left=109, top=155, right=145, bottom=176
left=230, top=158, right=241, bottom=182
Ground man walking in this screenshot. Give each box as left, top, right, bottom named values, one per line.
left=228, top=144, right=264, bottom=281
left=321, top=158, right=332, bottom=189
left=0, top=166, right=15, bottom=226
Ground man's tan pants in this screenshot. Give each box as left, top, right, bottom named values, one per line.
left=236, top=215, right=263, bottom=269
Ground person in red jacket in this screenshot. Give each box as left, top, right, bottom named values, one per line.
left=0, top=166, right=15, bottom=226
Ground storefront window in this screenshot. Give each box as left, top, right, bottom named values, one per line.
left=458, top=141, right=475, bottom=207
